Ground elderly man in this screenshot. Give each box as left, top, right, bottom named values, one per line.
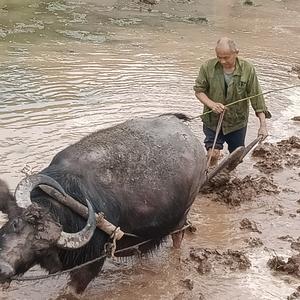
left=194, top=37, right=269, bottom=166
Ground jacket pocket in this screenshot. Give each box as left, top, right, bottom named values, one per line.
left=236, top=81, right=247, bottom=95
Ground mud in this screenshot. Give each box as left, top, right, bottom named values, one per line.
left=193, top=135, right=300, bottom=298
left=202, top=135, right=300, bottom=291
left=244, top=236, right=263, bottom=248
left=252, top=136, right=300, bottom=173
left=288, top=286, right=300, bottom=300
left=291, top=239, right=300, bottom=252
left=290, top=65, right=300, bottom=79
left=267, top=254, right=300, bottom=278
left=1, top=0, right=300, bottom=299
left=268, top=237, right=300, bottom=280
left=189, top=247, right=251, bottom=273
left=201, top=174, right=279, bottom=206
left=240, top=218, right=262, bottom=233
left=200, top=138, right=299, bottom=207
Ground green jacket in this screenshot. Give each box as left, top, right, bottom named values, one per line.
left=194, top=57, right=267, bottom=135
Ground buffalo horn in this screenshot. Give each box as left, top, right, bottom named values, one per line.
left=56, top=199, right=96, bottom=249
left=14, top=174, right=67, bottom=208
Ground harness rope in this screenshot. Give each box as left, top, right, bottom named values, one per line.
left=11, top=223, right=192, bottom=282
left=189, top=84, right=300, bottom=121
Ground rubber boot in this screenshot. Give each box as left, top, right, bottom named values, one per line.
left=207, top=148, right=220, bottom=167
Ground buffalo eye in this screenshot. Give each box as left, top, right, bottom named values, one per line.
left=10, top=218, right=24, bottom=233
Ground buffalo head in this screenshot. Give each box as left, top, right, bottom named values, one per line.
left=0, top=176, right=96, bottom=284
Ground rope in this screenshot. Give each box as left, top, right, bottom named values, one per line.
left=11, top=239, right=151, bottom=282
left=189, top=84, right=300, bottom=121
left=104, top=226, right=121, bottom=258
left=11, top=223, right=192, bottom=282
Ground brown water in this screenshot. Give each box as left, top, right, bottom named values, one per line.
left=0, top=1, right=300, bottom=299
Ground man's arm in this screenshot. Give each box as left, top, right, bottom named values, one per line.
left=194, top=63, right=226, bottom=114
left=247, top=65, right=269, bottom=139
left=256, top=111, right=268, bottom=139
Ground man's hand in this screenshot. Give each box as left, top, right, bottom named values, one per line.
left=210, top=102, right=226, bottom=114
left=195, top=92, right=226, bottom=114
left=258, top=126, right=268, bottom=140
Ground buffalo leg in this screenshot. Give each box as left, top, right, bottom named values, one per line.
left=68, top=260, right=104, bottom=294
left=171, top=230, right=185, bottom=249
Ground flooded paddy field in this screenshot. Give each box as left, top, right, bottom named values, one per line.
left=0, top=0, right=300, bottom=299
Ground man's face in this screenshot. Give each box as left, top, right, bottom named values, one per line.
left=215, top=48, right=238, bottom=69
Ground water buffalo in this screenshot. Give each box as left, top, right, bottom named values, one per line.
left=0, top=113, right=206, bottom=294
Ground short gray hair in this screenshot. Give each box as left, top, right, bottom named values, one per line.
left=216, top=37, right=238, bottom=53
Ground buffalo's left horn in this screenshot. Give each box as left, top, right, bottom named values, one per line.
left=15, top=174, right=96, bottom=249
left=56, top=199, right=96, bottom=249
left=14, top=174, right=67, bottom=208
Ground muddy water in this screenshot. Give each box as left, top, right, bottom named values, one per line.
left=0, top=0, right=300, bottom=299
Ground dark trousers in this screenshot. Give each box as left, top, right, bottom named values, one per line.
left=203, top=125, right=247, bottom=153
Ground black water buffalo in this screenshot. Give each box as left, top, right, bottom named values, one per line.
left=0, top=113, right=206, bottom=294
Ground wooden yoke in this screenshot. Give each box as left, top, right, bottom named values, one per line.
left=40, top=185, right=124, bottom=240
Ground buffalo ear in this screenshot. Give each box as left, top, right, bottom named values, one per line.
left=0, top=179, right=21, bottom=218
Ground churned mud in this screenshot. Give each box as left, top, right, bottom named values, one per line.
left=201, top=174, right=279, bottom=206
left=239, top=218, right=262, bottom=233
left=267, top=236, right=300, bottom=280
left=188, top=247, right=251, bottom=274
left=252, top=136, right=300, bottom=173
left=201, top=137, right=299, bottom=207
left=268, top=253, right=300, bottom=278
left=289, top=65, right=300, bottom=79
left=244, top=236, right=263, bottom=248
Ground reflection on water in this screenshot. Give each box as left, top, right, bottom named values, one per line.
left=0, top=1, right=300, bottom=299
